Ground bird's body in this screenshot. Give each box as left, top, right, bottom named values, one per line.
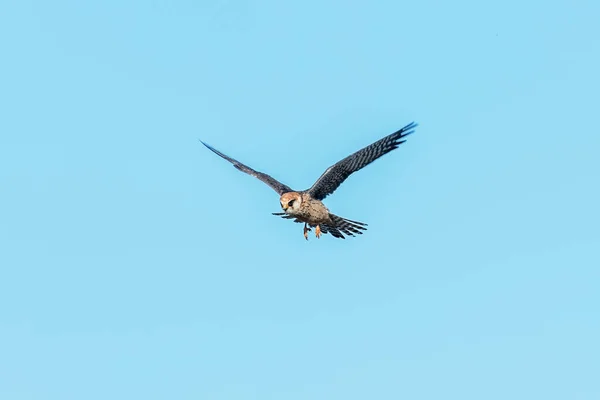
left=201, top=122, right=417, bottom=240
left=275, top=191, right=368, bottom=239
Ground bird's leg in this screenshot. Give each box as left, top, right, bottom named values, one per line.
left=303, top=223, right=309, bottom=240
left=315, top=224, right=322, bottom=239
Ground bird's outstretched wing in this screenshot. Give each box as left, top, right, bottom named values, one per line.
left=201, top=141, right=293, bottom=195
left=306, top=122, right=417, bottom=201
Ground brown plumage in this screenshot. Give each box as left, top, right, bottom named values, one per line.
left=200, top=122, right=416, bottom=240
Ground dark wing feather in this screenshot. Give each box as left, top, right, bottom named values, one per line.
left=201, top=141, right=293, bottom=195
left=306, top=122, right=417, bottom=200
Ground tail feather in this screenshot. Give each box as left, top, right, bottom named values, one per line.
left=273, top=212, right=368, bottom=239
left=324, top=214, right=368, bottom=239
left=273, top=212, right=304, bottom=224
left=317, top=224, right=345, bottom=239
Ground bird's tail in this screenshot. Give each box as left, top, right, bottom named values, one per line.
left=272, top=212, right=368, bottom=239
left=325, top=214, right=368, bottom=239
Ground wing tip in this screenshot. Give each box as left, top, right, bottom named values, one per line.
left=399, top=121, right=418, bottom=136
left=199, top=139, right=233, bottom=162
left=199, top=139, right=215, bottom=151
left=389, top=122, right=417, bottom=145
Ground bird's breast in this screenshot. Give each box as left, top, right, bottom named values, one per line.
left=299, top=195, right=331, bottom=224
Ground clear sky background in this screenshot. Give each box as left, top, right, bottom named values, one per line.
left=1, top=1, right=599, bottom=399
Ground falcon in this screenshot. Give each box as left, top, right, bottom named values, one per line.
left=201, top=122, right=417, bottom=240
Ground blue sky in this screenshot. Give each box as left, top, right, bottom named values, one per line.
left=1, top=0, right=599, bottom=398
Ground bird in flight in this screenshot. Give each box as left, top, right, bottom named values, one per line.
left=201, top=122, right=417, bottom=240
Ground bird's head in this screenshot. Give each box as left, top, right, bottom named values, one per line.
left=280, top=192, right=302, bottom=214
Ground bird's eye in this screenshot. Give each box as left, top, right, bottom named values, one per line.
left=288, top=199, right=295, bottom=207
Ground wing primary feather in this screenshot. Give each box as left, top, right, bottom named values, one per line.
left=306, top=122, right=417, bottom=200
left=200, top=140, right=293, bottom=195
